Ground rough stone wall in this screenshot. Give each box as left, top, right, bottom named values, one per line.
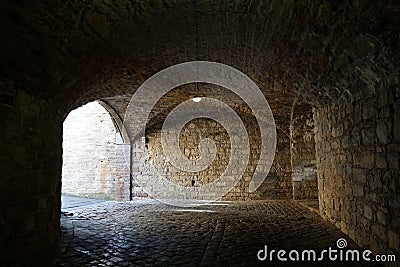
left=62, top=102, right=130, bottom=201
left=147, top=119, right=231, bottom=188
left=256, top=127, right=293, bottom=200
left=291, top=103, right=318, bottom=200
left=314, top=87, right=400, bottom=257
left=136, top=113, right=292, bottom=201
left=0, top=82, right=62, bottom=264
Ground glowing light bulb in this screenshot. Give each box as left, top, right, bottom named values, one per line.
left=192, top=97, right=202, bottom=102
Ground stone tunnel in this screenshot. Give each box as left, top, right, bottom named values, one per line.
left=0, top=0, right=399, bottom=266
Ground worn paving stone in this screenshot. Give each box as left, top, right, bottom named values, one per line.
left=53, top=199, right=383, bottom=267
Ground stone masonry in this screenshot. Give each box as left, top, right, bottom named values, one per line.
left=133, top=96, right=294, bottom=201
left=314, top=86, right=400, bottom=258
left=54, top=198, right=385, bottom=267
left=291, top=101, right=318, bottom=200
left=0, top=87, right=62, bottom=263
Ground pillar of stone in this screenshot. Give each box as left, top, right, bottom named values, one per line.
left=0, top=86, right=62, bottom=265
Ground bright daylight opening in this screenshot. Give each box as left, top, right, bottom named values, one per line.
left=61, top=101, right=130, bottom=201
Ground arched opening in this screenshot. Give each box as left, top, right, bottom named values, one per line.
left=61, top=101, right=130, bottom=202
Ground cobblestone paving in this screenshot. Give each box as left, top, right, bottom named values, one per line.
left=53, top=199, right=382, bottom=267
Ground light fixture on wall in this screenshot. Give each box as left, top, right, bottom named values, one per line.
left=192, top=96, right=202, bottom=102
left=192, top=82, right=202, bottom=103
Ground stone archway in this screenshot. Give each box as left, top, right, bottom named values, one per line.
left=62, top=101, right=130, bottom=201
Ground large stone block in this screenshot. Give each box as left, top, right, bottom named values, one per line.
left=376, top=119, right=390, bottom=144
left=388, top=230, right=399, bottom=250
left=353, top=151, right=374, bottom=169
left=394, top=104, right=400, bottom=142
left=352, top=168, right=367, bottom=184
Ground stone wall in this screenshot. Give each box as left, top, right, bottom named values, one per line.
left=314, top=86, right=400, bottom=257
left=62, top=102, right=130, bottom=201
left=0, top=81, right=62, bottom=264
left=133, top=111, right=293, bottom=201
left=291, top=102, right=318, bottom=199
left=256, top=129, right=293, bottom=200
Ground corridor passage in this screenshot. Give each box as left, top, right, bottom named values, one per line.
left=53, top=198, right=381, bottom=266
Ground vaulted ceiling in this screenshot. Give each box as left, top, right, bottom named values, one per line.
left=1, top=0, right=399, bottom=122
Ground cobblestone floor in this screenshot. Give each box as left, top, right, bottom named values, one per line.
left=53, top=198, right=383, bottom=267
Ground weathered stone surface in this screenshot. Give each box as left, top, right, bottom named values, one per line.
left=388, top=230, right=400, bottom=251
left=0, top=89, right=62, bottom=265
left=136, top=105, right=293, bottom=200
left=314, top=87, right=400, bottom=258
left=376, top=120, right=390, bottom=144
left=291, top=101, right=318, bottom=200
left=394, top=104, right=400, bottom=142
left=53, top=199, right=369, bottom=266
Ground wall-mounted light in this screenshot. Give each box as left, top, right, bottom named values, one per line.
left=192, top=96, right=202, bottom=102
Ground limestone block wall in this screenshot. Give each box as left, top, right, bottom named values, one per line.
left=62, top=102, right=130, bottom=201
left=291, top=103, right=318, bottom=200
left=261, top=129, right=293, bottom=199
left=135, top=113, right=293, bottom=201
left=147, top=119, right=231, bottom=188
left=314, top=87, right=400, bottom=257
left=0, top=83, right=62, bottom=264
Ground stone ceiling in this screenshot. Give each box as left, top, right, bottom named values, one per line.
left=102, top=83, right=294, bottom=130
left=0, top=0, right=399, bottom=121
